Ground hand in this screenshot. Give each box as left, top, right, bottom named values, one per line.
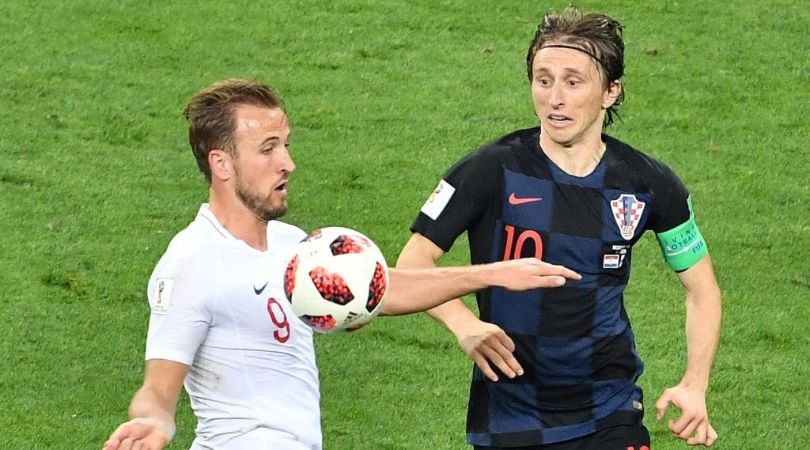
left=456, top=319, right=523, bottom=382
left=489, top=258, right=581, bottom=291
left=102, top=418, right=171, bottom=450
left=655, top=384, right=718, bottom=446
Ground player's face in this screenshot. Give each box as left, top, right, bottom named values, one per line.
left=230, top=104, right=295, bottom=221
left=531, top=45, right=618, bottom=150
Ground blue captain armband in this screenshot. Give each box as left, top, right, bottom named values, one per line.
left=656, top=214, right=708, bottom=271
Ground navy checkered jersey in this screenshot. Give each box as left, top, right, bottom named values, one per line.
left=411, top=128, right=695, bottom=447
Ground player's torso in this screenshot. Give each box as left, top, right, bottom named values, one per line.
left=461, top=133, right=655, bottom=445
left=202, top=245, right=312, bottom=352
left=187, top=229, right=318, bottom=395
left=470, top=137, right=653, bottom=278
left=181, top=219, right=321, bottom=449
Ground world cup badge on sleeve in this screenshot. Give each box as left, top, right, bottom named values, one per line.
left=610, top=194, right=645, bottom=240
left=150, top=278, right=174, bottom=315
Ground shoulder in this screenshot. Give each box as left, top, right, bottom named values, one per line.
left=478, top=127, right=540, bottom=158
left=605, top=134, right=683, bottom=185
left=452, top=127, right=540, bottom=173
left=151, top=215, right=219, bottom=281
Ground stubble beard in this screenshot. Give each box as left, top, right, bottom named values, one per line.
left=234, top=178, right=287, bottom=222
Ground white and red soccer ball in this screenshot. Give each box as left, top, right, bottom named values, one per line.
left=284, top=227, right=389, bottom=333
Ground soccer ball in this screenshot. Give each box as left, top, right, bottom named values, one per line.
left=283, top=227, right=389, bottom=333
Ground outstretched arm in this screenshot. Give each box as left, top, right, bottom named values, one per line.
left=102, top=359, right=188, bottom=450
left=655, top=255, right=722, bottom=446
left=384, top=258, right=579, bottom=316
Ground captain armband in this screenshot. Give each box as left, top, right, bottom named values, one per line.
left=655, top=214, right=708, bottom=271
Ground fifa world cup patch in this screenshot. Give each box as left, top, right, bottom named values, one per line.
left=610, top=194, right=646, bottom=240
left=150, top=278, right=174, bottom=315
left=420, top=179, right=455, bottom=220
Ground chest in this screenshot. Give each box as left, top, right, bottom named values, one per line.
left=207, top=250, right=313, bottom=347
left=500, top=170, right=652, bottom=240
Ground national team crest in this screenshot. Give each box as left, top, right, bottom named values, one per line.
left=611, top=194, right=645, bottom=240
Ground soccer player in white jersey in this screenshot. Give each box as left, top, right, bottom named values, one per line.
left=102, top=79, right=581, bottom=450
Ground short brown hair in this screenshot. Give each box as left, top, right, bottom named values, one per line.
left=526, top=7, right=625, bottom=126
left=183, top=79, right=284, bottom=182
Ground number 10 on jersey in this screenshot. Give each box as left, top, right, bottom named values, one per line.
left=502, top=224, right=543, bottom=261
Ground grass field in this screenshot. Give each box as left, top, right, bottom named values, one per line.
left=1, top=1, right=808, bottom=449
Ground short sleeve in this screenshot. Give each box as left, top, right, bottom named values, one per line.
left=647, top=163, right=708, bottom=271
left=411, top=150, right=502, bottom=252
left=144, top=250, right=213, bottom=365
left=646, top=161, right=692, bottom=233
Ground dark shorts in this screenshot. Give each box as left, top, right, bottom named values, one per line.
left=474, top=424, right=651, bottom=450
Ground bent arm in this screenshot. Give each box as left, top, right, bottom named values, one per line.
left=392, top=233, right=579, bottom=381
left=654, top=254, right=722, bottom=446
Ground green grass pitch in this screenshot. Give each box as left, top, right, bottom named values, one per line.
left=0, top=1, right=808, bottom=448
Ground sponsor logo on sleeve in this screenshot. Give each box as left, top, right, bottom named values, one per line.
left=610, top=194, right=646, bottom=240
left=420, top=179, right=455, bottom=220
left=150, top=279, right=174, bottom=315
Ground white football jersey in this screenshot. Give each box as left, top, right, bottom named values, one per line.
left=145, top=204, right=320, bottom=450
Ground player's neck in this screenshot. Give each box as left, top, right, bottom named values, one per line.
left=539, top=133, right=606, bottom=177
left=208, top=189, right=269, bottom=251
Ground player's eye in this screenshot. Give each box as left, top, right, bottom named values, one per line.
left=535, top=76, right=552, bottom=86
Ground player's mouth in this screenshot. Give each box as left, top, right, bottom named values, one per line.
left=547, top=114, right=572, bottom=126
left=274, top=180, right=288, bottom=194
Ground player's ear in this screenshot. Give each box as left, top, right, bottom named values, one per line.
left=602, top=80, right=622, bottom=109
left=209, top=149, right=232, bottom=182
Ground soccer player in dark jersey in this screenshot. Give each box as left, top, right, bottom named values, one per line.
left=397, top=7, right=722, bottom=450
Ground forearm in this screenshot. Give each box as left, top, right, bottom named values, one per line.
left=391, top=234, right=578, bottom=318
left=383, top=264, right=501, bottom=316
left=127, top=385, right=179, bottom=440
left=681, top=286, right=722, bottom=390
left=425, top=297, right=481, bottom=333
left=390, top=233, right=474, bottom=324
left=674, top=255, right=723, bottom=392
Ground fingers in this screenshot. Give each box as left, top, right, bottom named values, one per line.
left=103, top=419, right=168, bottom=450
left=483, top=335, right=523, bottom=377
left=658, top=393, right=716, bottom=446
left=469, top=349, right=499, bottom=381
left=471, top=346, right=523, bottom=382
left=679, top=420, right=717, bottom=446
left=103, top=436, right=136, bottom=450
left=686, top=421, right=707, bottom=445
left=462, top=328, right=523, bottom=382
left=118, top=438, right=134, bottom=450
left=522, top=258, right=581, bottom=280
left=676, top=418, right=717, bottom=446
left=669, top=412, right=699, bottom=441
left=545, top=264, right=581, bottom=281
left=109, top=421, right=144, bottom=443
left=104, top=436, right=161, bottom=450
left=654, top=391, right=672, bottom=420
left=533, top=275, right=566, bottom=288
left=706, top=424, right=718, bottom=446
